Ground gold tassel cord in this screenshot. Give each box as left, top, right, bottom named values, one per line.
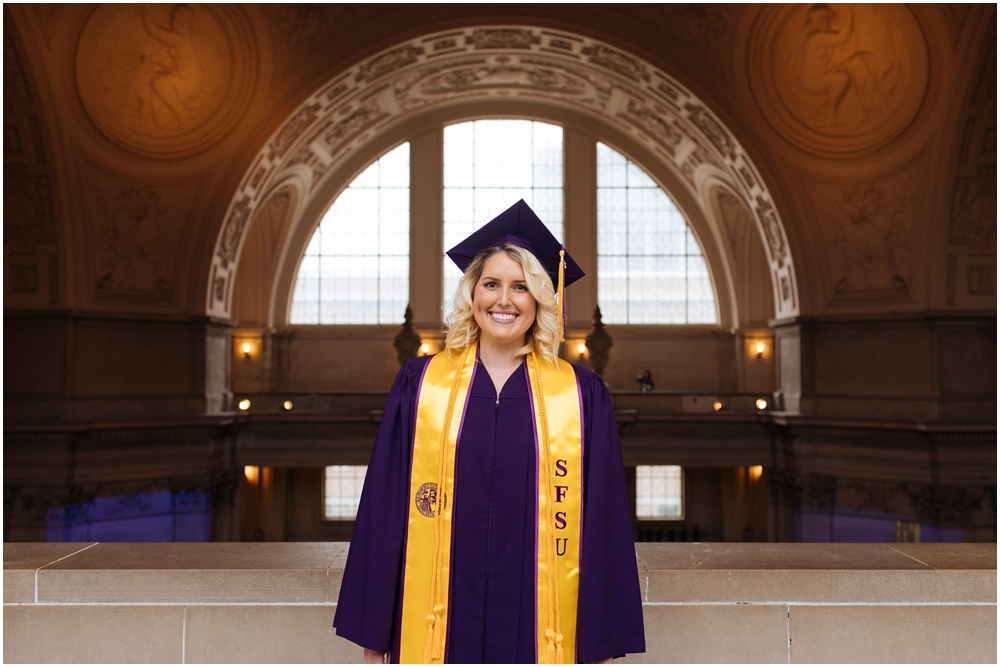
left=421, top=346, right=470, bottom=663
left=556, top=248, right=566, bottom=343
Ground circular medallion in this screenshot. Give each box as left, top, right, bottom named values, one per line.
left=415, top=482, right=438, bottom=518
left=75, top=4, right=256, bottom=157
left=749, top=4, right=928, bottom=156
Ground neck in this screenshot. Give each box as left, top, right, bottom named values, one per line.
left=477, top=336, right=526, bottom=371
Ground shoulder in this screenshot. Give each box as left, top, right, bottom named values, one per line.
left=571, top=363, right=612, bottom=405
left=393, top=355, right=433, bottom=392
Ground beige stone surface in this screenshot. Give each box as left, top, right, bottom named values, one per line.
left=619, top=604, right=789, bottom=663
left=3, top=605, right=183, bottom=663
left=789, top=604, right=997, bottom=663
left=886, top=542, right=997, bottom=569
left=635, top=542, right=933, bottom=571
left=3, top=543, right=97, bottom=603
left=37, top=542, right=346, bottom=603
left=184, top=605, right=359, bottom=663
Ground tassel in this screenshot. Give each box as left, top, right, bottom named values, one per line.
left=546, top=629, right=556, bottom=664
left=557, top=247, right=566, bottom=343
left=422, top=612, right=436, bottom=663
left=555, top=633, right=564, bottom=664
left=431, top=604, right=445, bottom=660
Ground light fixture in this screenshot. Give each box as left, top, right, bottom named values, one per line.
left=238, top=398, right=251, bottom=411
left=241, top=341, right=252, bottom=359
left=282, top=400, right=293, bottom=411
left=755, top=341, right=765, bottom=358
left=713, top=400, right=723, bottom=411
left=749, top=465, right=763, bottom=481
left=244, top=465, right=259, bottom=483
left=576, top=342, right=587, bottom=356
left=420, top=343, right=430, bottom=355
left=755, top=398, right=768, bottom=410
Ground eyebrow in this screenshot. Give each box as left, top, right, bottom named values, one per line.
left=481, top=275, right=526, bottom=283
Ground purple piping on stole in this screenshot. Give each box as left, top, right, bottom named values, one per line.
left=575, top=369, right=585, bottom=660
left=523, top=361, right=541, bottom=664
left=443, top=345, right=480, bottom=662
left=392, top=358, right=433, bottom=664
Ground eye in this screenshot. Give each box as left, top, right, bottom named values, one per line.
left=483, top=280, right=499, bottom=289
left=513, top=284, right=528, bottom=291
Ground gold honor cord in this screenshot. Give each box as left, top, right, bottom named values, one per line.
left=399, top=346, right=474, bottom=664
left=529, top=352, right=582, bottom=664
left=399, top=347, right=582, bottom=664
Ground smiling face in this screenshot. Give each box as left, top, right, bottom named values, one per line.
left=472, top=251, right=538, bottom=350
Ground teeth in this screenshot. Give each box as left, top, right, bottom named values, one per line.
left=491, top=313, right=516, bottom=322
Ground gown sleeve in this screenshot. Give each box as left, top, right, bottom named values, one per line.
left=333, top=357, right=429, bottom=653
left=575, top=368, right=647, bottom=662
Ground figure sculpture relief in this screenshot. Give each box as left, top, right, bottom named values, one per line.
left=75, top=4, right=254, bottom=156
left=753, top=4, right=928, bottom=154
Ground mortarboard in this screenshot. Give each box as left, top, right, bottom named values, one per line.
left=446, top=199, right=584, bottom=341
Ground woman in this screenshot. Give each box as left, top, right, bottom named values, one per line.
left=334, top=200, right=644, bottom=663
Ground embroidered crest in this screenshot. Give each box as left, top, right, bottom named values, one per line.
left=415, top=482, right=437, bottom=518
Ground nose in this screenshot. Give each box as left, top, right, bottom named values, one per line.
left=497, top=287, right=513, bottom=306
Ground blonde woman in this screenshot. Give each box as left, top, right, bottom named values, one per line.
left=335, top=200, right=644, bottom=664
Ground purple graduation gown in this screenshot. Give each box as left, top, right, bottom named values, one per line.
left=334, top=353, right=645, bottom=663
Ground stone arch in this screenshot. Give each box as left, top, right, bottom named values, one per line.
left=210, top=26, right=799, bottom=325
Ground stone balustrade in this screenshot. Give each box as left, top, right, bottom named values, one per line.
left=3, top=542, right=995, bottom=663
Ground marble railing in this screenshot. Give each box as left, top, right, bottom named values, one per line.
left=3, top=542, right=996, bottom=663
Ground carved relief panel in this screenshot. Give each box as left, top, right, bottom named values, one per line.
left=809, top=170, right=917, bottom=305
left=4, top=15, right=61, bottom=307
left=946, top=35, right=996, bottom=308
left=80, top=161, right=198, bottom=304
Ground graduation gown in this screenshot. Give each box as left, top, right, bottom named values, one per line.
left=334, top=352, right=645, bottom=663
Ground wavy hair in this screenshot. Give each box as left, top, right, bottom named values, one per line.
left=444, top=244, right=561, bottom=365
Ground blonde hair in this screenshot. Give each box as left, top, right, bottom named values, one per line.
left=444, top=244, right=561, bottom=365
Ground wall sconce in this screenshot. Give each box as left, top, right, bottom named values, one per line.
left=419, top=343, right=430, bottom=355
left=244, top=465, right=259, bottom=484
left=755, top=341, right=765, bottom=358
left=749, top=465, right=763, bottom=482
left=282, top=400, right=293, bottom=411
left=755, top=398, right=768, bottom=410
left=576, top=342, right=587, bottom=357
left=238, top=398, right=251, bottom=411
left=713, top=400, right=723, bottom=411
left=241, top=341, right=252, bottom=359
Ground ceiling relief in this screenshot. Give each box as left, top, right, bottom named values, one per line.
left=75, top=4, right=257, bottom=158
left=749, top=4, right=929, bottom=156
left=209, top=26, right=799, bottom=320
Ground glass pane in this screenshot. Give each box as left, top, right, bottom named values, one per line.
left=290, top=143, right=410, bottom=324
left=442, top=120, right=564, bottom=309
left=596, top=143, right=718, bottom=324
left=635, top=465, right=683, bottom=520
left=324, top=465, right=369, bottom=520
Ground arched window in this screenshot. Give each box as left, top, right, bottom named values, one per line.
left=288, top=125, right=718, bottom=326
left=289, top=143, right=410, bottom=324
left=597, top=143, right=717, bottom=324
left=442, top=119, right=563, bottom=306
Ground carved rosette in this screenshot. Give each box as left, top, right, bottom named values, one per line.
left=748, top=4, right=929, bottom=156
left=208, top=26, right=799, bottom=321
left=75, top=4, right=257, bottom=158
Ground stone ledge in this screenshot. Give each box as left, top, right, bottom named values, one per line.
left=3, top=542, right=995, bottom=664
left=4, top=542, right=994, bottom=606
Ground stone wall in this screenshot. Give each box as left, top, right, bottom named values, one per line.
left=3, top=542, right=995, bottom=663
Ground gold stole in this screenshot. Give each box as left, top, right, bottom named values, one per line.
left=399, top=346, right=583, bottom=664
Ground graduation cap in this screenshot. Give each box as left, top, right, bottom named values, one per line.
left=446, top=199, right=584, bottom=341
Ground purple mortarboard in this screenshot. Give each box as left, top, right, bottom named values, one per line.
left=446, top=199, right=584, bottom=341
left=446, top=200, right=584, bottom=289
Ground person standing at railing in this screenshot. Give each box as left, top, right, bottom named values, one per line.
left=333, top=200, right=645, bottom=664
